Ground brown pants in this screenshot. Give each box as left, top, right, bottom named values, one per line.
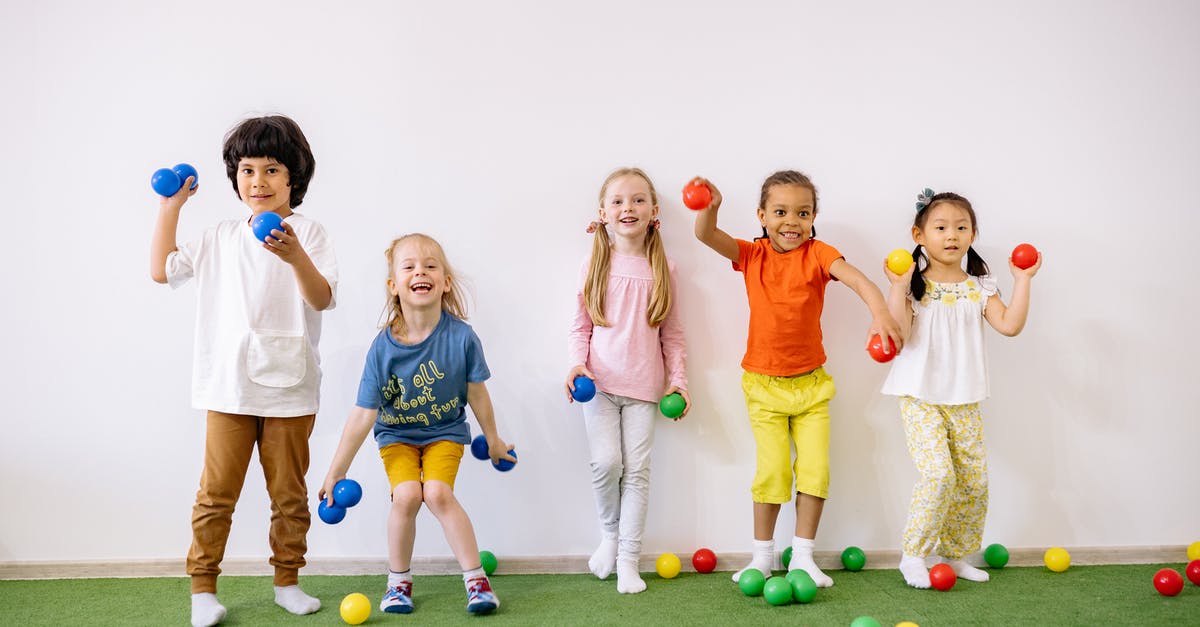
left=186, top=411, right=315, bottom=593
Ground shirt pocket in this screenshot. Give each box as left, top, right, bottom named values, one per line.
left=244, top=329, right=307, bottom=388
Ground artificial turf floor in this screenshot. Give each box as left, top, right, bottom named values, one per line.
left=1, top=563, right=1196, bottom=626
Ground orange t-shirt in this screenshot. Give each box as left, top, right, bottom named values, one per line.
left=734, top=238, right=843, bottom=376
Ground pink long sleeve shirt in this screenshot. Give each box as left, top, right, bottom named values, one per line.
left=568, top=252, right=688, bottom=403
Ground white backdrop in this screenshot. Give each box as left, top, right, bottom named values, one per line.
left=1, top=1, right=1197, bottom=567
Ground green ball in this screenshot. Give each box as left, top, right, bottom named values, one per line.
left=781, top=546, right=793, bottom=569
left=850, top=617, right=882, bottom=627
left=984, top=543, right=1009, bottom=568
left=786, top=570, right=817, bottom=603
left=762, top=576, right=793, bottom=606
left=659, top=393, right=686, bottom=418
left=738, top=568, right=766, bottom=596
left=479, top=550, right=497, bottom=576
left=841, top=546, right=866, bottom=571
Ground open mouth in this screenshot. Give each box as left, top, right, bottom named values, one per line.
left=779, top=231, right=802, bottom=240
left=411, top=281, right=433, bottom=293
left=619, top=217, right=639, bottom=224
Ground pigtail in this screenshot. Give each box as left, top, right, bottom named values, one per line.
left=583, top=226, right=612, bottom=327
left=965, top=246, right=990, bottom=279
left=909, top=244, right=928, bottom=302
left=645, top=223, right=672, bottom=327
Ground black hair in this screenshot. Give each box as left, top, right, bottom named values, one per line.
left=222, top=115, right=315, bottom=208
left=758, top=170, right=818, bottom=240
left=910, top=192, right=990, bottom=301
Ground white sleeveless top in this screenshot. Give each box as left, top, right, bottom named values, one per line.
left=880, top=275, right=998, bottom=405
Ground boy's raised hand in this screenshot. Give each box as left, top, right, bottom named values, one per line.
left=159, top=176, right=197, bottom=211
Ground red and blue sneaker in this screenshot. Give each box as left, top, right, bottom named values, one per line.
left=380, top=581, right=413, bottom=614
left=465, top=576, right=499, bottom=614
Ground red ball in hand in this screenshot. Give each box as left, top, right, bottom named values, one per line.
left=692, top=548, right=717, bottom=573
left=683, top=182, right=712, bottom=210
left=1011, top=243, right=1039, bottom=270
left=867, top=334, right=897, bottom=363
left=929, top=563, right=956, bottom=591
left=1153, top=568, right=1184, bottom=596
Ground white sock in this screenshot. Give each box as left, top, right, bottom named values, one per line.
left=462, top=567, right=486, bottom=583
left=191, top=592, right=226, bottom=627
left=946, top=558, right=990, bottom=582
left=387, top=569, right=412, bottom=587
left=616, top=555, right=646, bottom=594
left=789, top=537, right=833, bottom=588
left=274, top=585, right=320, bottom=615
left=588, top=532, right=618, bottom=580
left=899, top=553, right=931, bottom=589
left=731, top=538, right=774, bottom=583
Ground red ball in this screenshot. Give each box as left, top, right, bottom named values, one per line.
left=683, top=182, right=712, bottom=210
left=1153, top=567, right=1184, bottom=596
left=867, top=334, right=897, bottom=363
left=1011, top=243, right=1039, bottom=270
left=1186, top=560, right=1200, bottom=586
left=929, top=563, right=956, bottom=591
left=692, top=548, right=717, bottom=573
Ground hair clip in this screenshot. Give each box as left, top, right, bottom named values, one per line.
left=586, top=219, right=607, bottom=234
left=651, top=218, right=661, bottom=230
left=915, top=187, right=935, bottom=211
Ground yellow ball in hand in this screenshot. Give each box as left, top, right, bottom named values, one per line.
left=886, top=248, right=914, bottom=275
left=656, top=552, right=681, bottom=579
left=339, top=592, right=371, bottom=625
left=1044, top=547, right=1071, bottom=572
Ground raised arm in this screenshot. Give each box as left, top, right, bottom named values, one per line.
left=263, top=220, right=333, bottom=311
left=883, top=256, right=917, bottom=342
left=689, top=177, right=739, bottom=262
left=984, top=252, right=1042, bottom=336
left=149, top=177, right=196, bottom=283
left=830, top=258, right=903, bottom=353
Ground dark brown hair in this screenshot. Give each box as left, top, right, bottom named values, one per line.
left=222, top=115, right=315, bottom=208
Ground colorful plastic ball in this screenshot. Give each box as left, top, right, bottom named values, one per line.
left=172, top=163, right=198, bottom=190
left=682, top=182, right=712, bottom=210
left=841, top=546, right=866, bottom=571
left=1044, top=547, right=1070, bottom=572
left=1011, top=243, right=1039, bottom=270
left=984, top=543, right=1010, bottom=568
left=691, top=548, right=717, bottom=573
left=151, top=167, right=182, bottom=196
left=896, top=622, right=920, bottom=627
left=470, top=434, right=490, bottom=460
left=781, top=546, right=793, bottom=569
left=655, top=553, right=681, bottom=579
left=1185, top=560, right=1200, bottom=586
left=332, top=479, right=362, bottom=508
left=318, top=500, right=346, bottom=525
left=1153, top=568, right=1184, bottom=597
left=762, top=576, right=792, bottom=606
left=339, top=592, right=371, bottom=625
left=250, top=211, right=284, bottom=243
left=867, top=334, right=897, bottom=363
left=492, top=449, right=517, bottom=472
left=479, top=550, right=498, bottom=576
left=929, top=563, right=956, bottom=591
left=786, top=569, right=816, bottom=603
left=738, top=568, right=766, bottom=596
left=571, top=376, right=595, bottom=402
left=659, top=393, right=686, bottom=419
left=850, top=617, right=882, bottom=627
left=1188, top=541, right=1200, bottom=561
left=886, top=248, right=914, bottom=275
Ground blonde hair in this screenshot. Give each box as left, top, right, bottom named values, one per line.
left=584, top=167, right=672, bottom=327
left=382, top=233, right=470, bottom=340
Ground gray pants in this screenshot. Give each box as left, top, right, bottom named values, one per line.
left=582, top=391, right=657, bottom=559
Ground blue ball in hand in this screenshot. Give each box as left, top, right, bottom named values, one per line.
left=332, top=479, right=362, bottom=508
left=151, top=168, right=182, bottom=196
left=250, top=212, right=284, bottom=243
left=470, top=434, right=490, bottom=461
left=172, top=163, right=198, bottom=190
left=493, top=449, right=517, bottom=472
left=318, top=500, right=346, bottom=525
left=571, top=376, right=596, bottom=402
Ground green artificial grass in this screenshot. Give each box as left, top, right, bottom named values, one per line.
left=1, top=564, right=1197, bottom=626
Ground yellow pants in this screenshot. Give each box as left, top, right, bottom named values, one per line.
left=741, top=368, right=836, bottom=503
left=900, top=396, right=988, bottom=559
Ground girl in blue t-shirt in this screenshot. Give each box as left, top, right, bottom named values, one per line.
left=321, top=233, right=514, bottom=616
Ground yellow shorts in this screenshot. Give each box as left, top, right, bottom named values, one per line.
left=742, top=368, right=836, bottom=503
left=379, top=440, right=464, bottom=490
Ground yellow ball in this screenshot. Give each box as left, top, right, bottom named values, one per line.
left=896, top=622, right=920, bottom=627
left=886, top=248, right=914, bottom=275
left=1044, top=547, right=1070, bottom=572
left=339, top=592, right=371, bottom=625
left=1188, top=541, right=1200, bottom=561
left=656, top=552, right=681, bottom=579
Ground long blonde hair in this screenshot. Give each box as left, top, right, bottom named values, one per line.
left=584, top=167, right=672, bottom=327
left=382, top=233, right=470, bottom=340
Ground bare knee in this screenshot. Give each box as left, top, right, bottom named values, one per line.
left=391, top=482, right=423, bottom=516
left=421, top=481, right=459, bottom=514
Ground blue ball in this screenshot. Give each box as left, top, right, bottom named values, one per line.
left=571, top=376, right=596, bottom=402
left=470, top=434, right=490, bottom=461
left=250, top=212, right=284, bottom=243
left=151, top=167, right=182, bottom=196
left=332, top=479, right=362, bottom=508
left=492, top=449, right=517, bottom=472
left=318, top=500, right=346, bottom=524
left=172, top=163, right=198, bottom=190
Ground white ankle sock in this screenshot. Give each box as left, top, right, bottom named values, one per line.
left=274, top=585, right=320, bottom=615
left=899, top=553, right=931, bottom=589
left=387, top=569, right=412, bottom=587
left=789, top=537, right=833, bottom=588
left=589, top=533, right=618, bottom=579
left=946, top=558, right=990, bottom=582
left=731, top=538, right=774, bottom=583
left=616, top=556, right=646, bottom=594
left=191, top=592, right=226, bottom=627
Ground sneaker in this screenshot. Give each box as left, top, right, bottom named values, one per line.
left=465, top=576, right=499, bottom=614
left=380, top=581, right=413, bottom=614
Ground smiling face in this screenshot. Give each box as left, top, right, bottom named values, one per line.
left=914, top=200, right=976, bottom=268
left=598, top=174, right=658, bottom=245
left=236, top=157, right=292, bottom=217
left=387, top=238, right=451, bottom=312
left=757, top=183, right=816, bottom=253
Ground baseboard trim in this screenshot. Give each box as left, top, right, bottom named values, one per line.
left=0, top=545, right=1187, bottom=581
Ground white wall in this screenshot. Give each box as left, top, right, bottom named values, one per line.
left=1, top=0, right=1197, bottom=565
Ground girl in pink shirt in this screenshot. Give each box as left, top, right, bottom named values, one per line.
left=566, top=167, right=689, bottom=594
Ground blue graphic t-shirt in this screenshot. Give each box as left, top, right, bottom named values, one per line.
left=355, top=313, right=490, bottom=447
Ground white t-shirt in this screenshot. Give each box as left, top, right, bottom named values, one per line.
left=880, top=275, right=997, bottom=405
left=166, top=212, right=338, bottom=416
